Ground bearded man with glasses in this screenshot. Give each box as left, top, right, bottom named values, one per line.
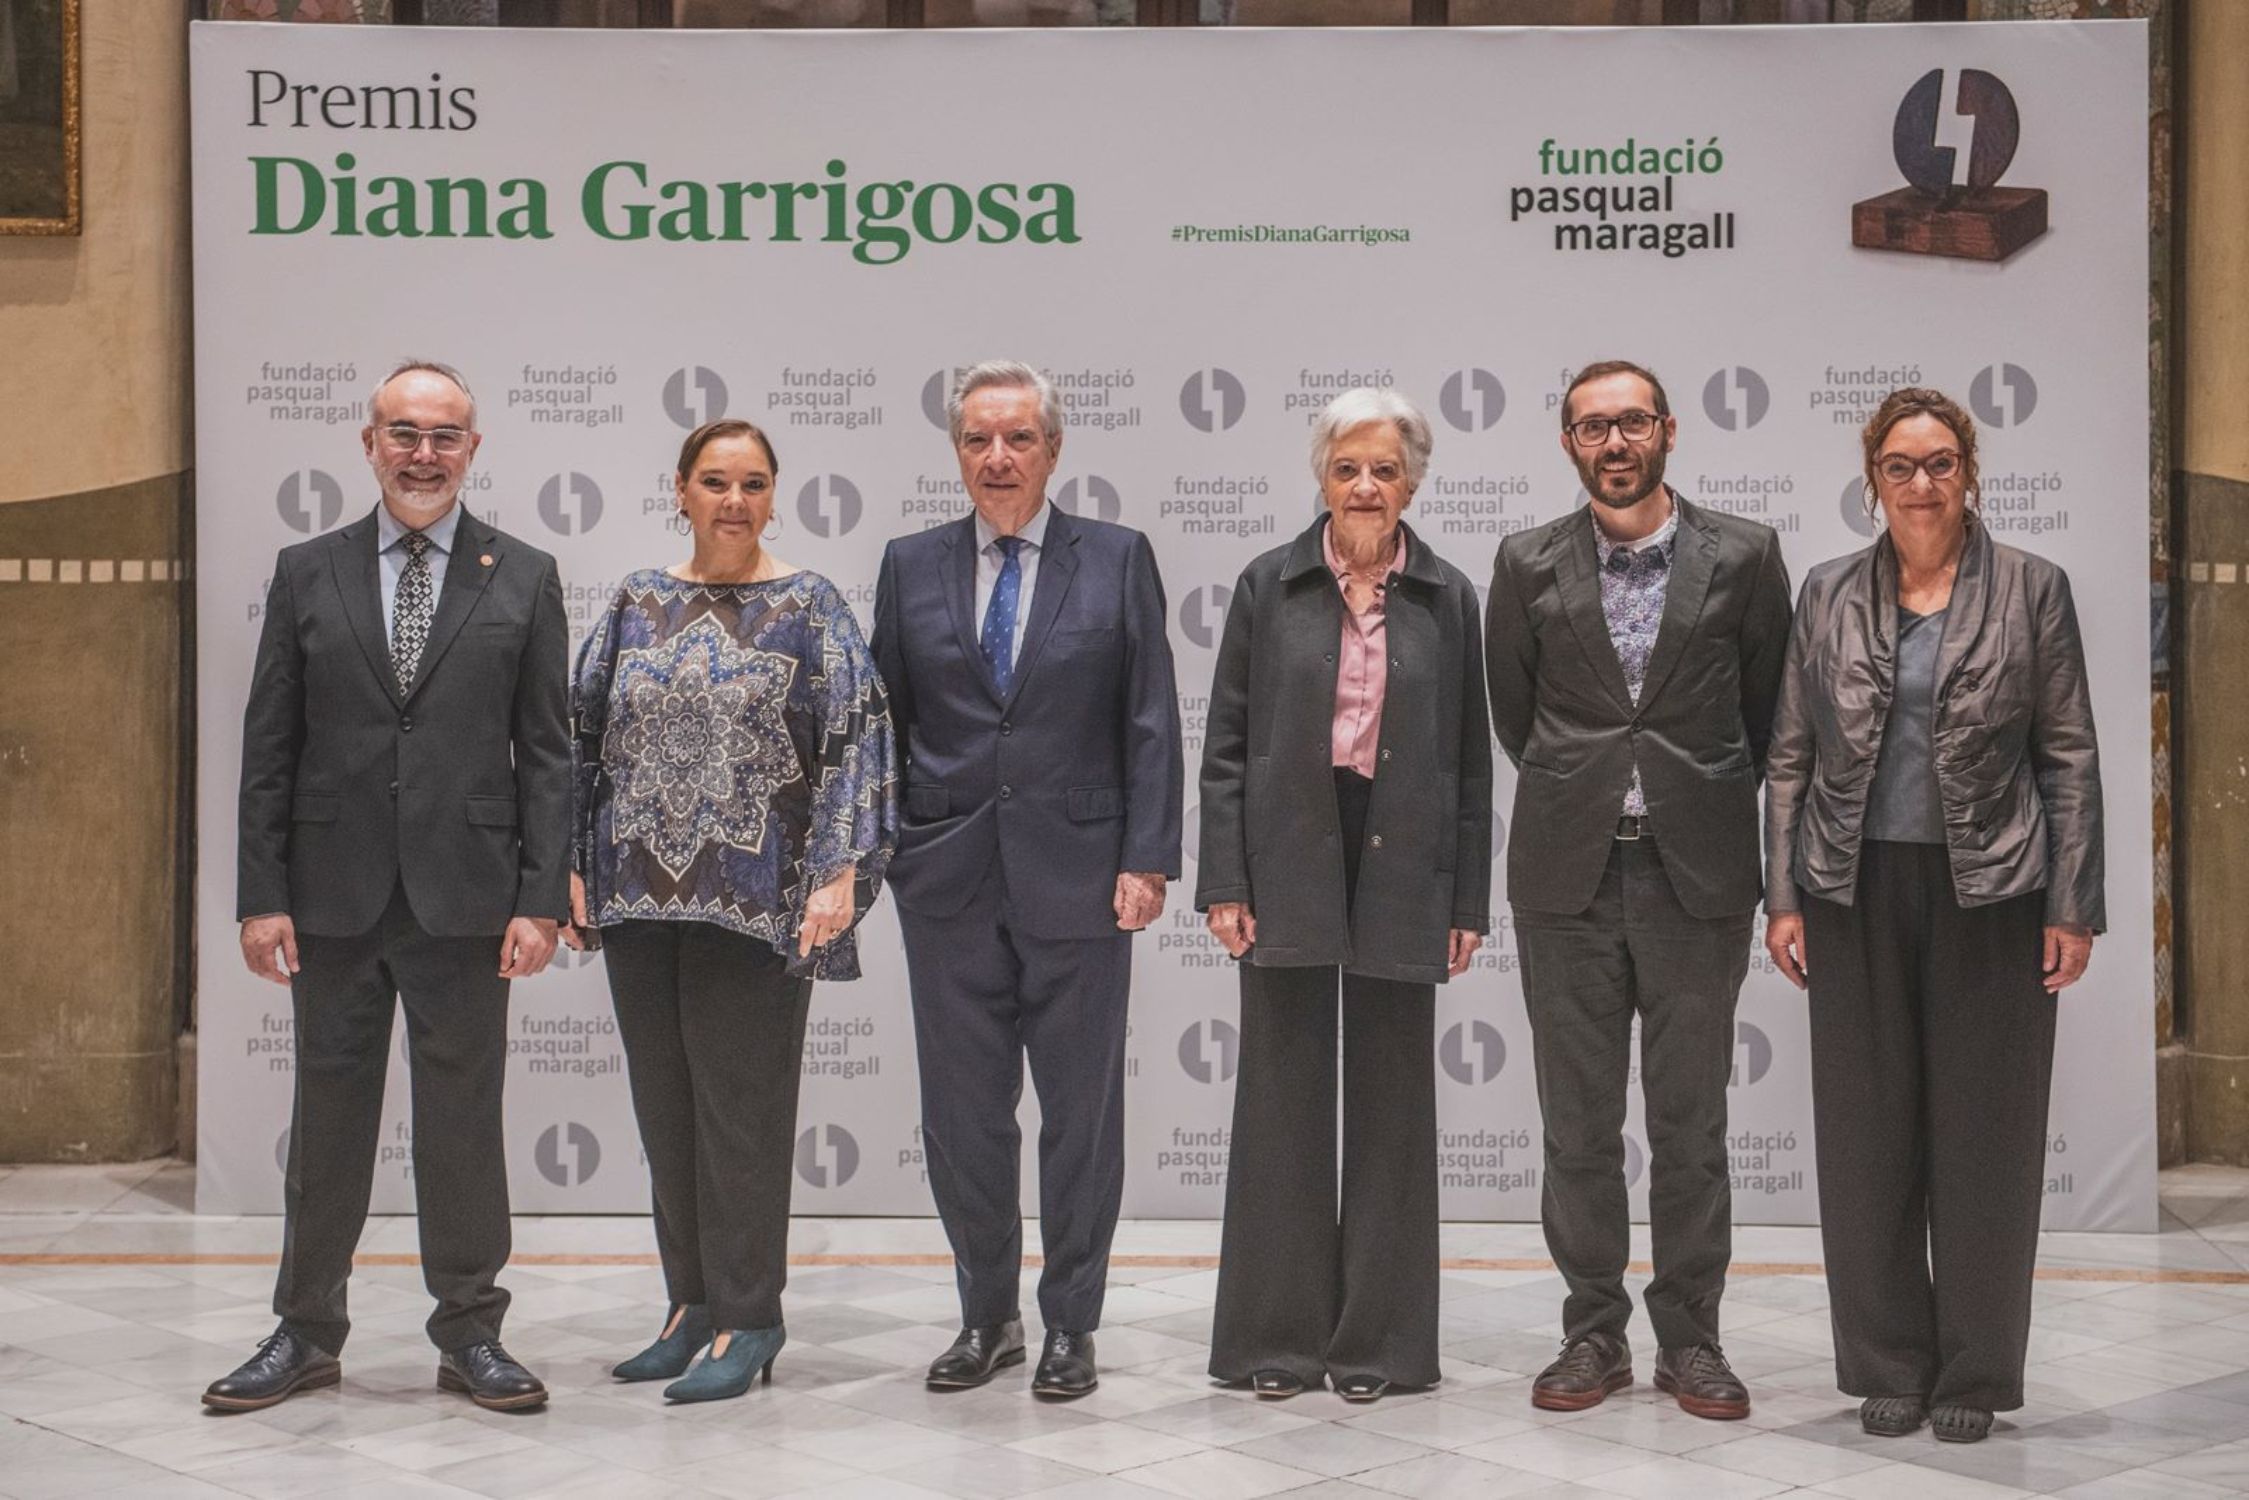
left=1485, top=359, right=1794, bottom=1421
left=206, top=360, right=570, bottom=1415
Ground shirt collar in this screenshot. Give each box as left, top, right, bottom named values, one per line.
left=975, top=498, right=1050, bottom=556
left=1591, top=489, right=1678, bottom=566
left=377, top=499, right=462, bottom=556
left=1321, top=515, right=1407, bottom=585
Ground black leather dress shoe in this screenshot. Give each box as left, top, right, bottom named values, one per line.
left=202, top=1327, right=341, bottom=1412
left=1031, top=1329, right=1097, bottom=1399
left=1531, top=1331, right=1632, bottom=1411
left=1249, top=1369, right=1307, bottom=1399
left=1335, top=1374, right=1392, bottom=1403
left=437, top=1340, right=549, bottom=1411
left=1652, top=1343, right=1749, bottom=1420
left=926, top=1319, right=1026, bottom=1389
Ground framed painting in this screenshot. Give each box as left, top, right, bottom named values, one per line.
left=0, top=0, right=80, bottom=235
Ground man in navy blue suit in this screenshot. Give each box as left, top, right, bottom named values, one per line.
left=872, top=360, right=1183, bottom=1400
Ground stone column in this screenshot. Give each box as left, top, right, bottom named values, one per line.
left=2176, top=0, right=2249, bottom=1164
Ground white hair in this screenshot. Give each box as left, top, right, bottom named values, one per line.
left=1309, top=387, right=1433, bottom=491
left=946, top=359, right=1064, bottom=449
left=368, top=358, right=478, bottom=429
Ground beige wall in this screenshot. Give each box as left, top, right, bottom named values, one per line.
left=0, top=1, right=191, bottom=506
left=2180, top=1, right=2248, bottom=485
left=0, top=1, right=191, bottom=1160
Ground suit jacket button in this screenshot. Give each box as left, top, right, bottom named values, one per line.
left=1000, top=722, right=1012, bottom=736
left=1380, top=748, right=1391, bottom=761
left=388, top=780, right=399, bottom=797
left=400, top=716, right=414, bottom=733
left=1369, top=835, right=1384, bottom=849
left=999, top=785, right=1012, bottom=800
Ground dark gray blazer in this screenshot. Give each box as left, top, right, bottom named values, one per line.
left=1764, top=522, right=2104, bottom=931
left=1195, top=516, right=1493, bottom=984
left=870, top=504, right=1184, bottom=942
left=237, top=504, right=571, bottom=937
left=1486, top=494, right=1793, bottom=919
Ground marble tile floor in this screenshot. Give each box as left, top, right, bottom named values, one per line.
left=0, top=1161, right=2246, bottom=1498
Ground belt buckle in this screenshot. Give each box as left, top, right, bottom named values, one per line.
left=1615, top=816, right=1644, bottom=842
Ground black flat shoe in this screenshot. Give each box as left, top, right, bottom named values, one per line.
left=1335, top=1374, right=1391, bottom=1403
left=926, top=1319, right=1026, bottom=1389
left=202, top=1327, right=340, bottom=1412
left=1860, top=1395, right=1929, bottom=1436
left=1031, top=1329, right=1097, bottom=1399
left=437, top=1340, right=548, bottom=1411
left=1249, top=1369, right=1307, bottom=1400
left=1931, top=1403, right=1993, bottom=1443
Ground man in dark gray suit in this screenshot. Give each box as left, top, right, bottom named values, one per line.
left=204, top=360, right=569, bottom=1414
left=1487, top=360, right=1791, bottom=1421
left=872, top=360, right=1183, bottom=1400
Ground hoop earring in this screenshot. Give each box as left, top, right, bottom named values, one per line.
left=671, top=511, right=691, bottom=536
left=1861, top=481, right=1885, bottom=527
left=764, top=517, right=782, bottom=540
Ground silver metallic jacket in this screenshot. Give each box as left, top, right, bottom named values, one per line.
left=1763, top=521, right=2105, bottom=932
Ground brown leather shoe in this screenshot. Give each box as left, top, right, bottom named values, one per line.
left=1653, top=1343, right=1749, bottom=1420
left=1531, top=1331, right=1632, bottom=1411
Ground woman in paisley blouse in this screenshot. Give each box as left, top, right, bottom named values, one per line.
left=565, top=417, right=898, bottom=1403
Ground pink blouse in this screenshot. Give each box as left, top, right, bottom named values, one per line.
left=1323, top=522, right=1403, bottom=779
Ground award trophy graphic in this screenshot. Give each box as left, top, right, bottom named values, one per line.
left=1853, top=68, right=2048, bottom=263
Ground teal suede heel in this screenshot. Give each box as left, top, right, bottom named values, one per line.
left=612, top=1305, right=713, bottom=1382
left=664, top=1325, right=785, bottom=1403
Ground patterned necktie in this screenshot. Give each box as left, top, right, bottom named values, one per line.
left=391, top=531, right=435, bottom=689
left=980, top=535, right=1026, bottom=694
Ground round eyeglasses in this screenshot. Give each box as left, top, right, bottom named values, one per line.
left=1875, top=450, right=1962, bottom=486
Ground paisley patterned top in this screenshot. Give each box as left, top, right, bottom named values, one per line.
left=571, top=569, right=899, bottom=980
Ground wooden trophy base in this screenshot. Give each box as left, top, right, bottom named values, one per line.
left=1851, top=186, right=2049, bottom=262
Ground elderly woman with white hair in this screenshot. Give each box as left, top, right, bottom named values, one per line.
left=1197, top=387, right=1493, bottom=1402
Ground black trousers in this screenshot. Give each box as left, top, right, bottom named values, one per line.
left=899, top=865, right=1132, bottom=1332
left=1514, top=837, right=1752, bottom=1351
left=603, top=920, right=813, bottom=1331
left=276, top=883, right=512, bottom=1355
left=1802, top=840, right=2055, bottom=1411
left=1209, top=769, right=1442, bottom=1389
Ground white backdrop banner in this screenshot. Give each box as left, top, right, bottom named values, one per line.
left=190, top=19, right=2154, bottom=1230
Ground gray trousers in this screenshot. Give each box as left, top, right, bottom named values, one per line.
left=277, top=883, right=512, bottom=1355
left=1514, top=837, right=1752, bottom=1351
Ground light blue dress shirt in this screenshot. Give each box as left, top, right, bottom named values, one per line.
left=972, top=499, right=1050, bottom=672
left=376, top=501, right=461, bottom=639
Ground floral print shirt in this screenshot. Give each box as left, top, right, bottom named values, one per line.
left=1594, top=502, right=1679, bottom=818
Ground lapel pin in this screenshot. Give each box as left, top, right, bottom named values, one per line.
left=480, top=553, right=494, bottom=568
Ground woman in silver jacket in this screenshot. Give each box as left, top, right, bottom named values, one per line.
left=1763, top=387, right=2102, bottom=1446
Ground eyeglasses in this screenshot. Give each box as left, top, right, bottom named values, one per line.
left=378, top=423, right=472, bottom=456
left=1875, top=450, right=1962, bottom=486
left=1565, top=410, right=1662, bottom=447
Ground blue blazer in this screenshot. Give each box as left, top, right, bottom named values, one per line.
left=871, top=505, right=1184, bottom=941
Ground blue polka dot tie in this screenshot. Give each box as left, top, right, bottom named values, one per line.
left=980, top=535, right=1025, bottom=695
